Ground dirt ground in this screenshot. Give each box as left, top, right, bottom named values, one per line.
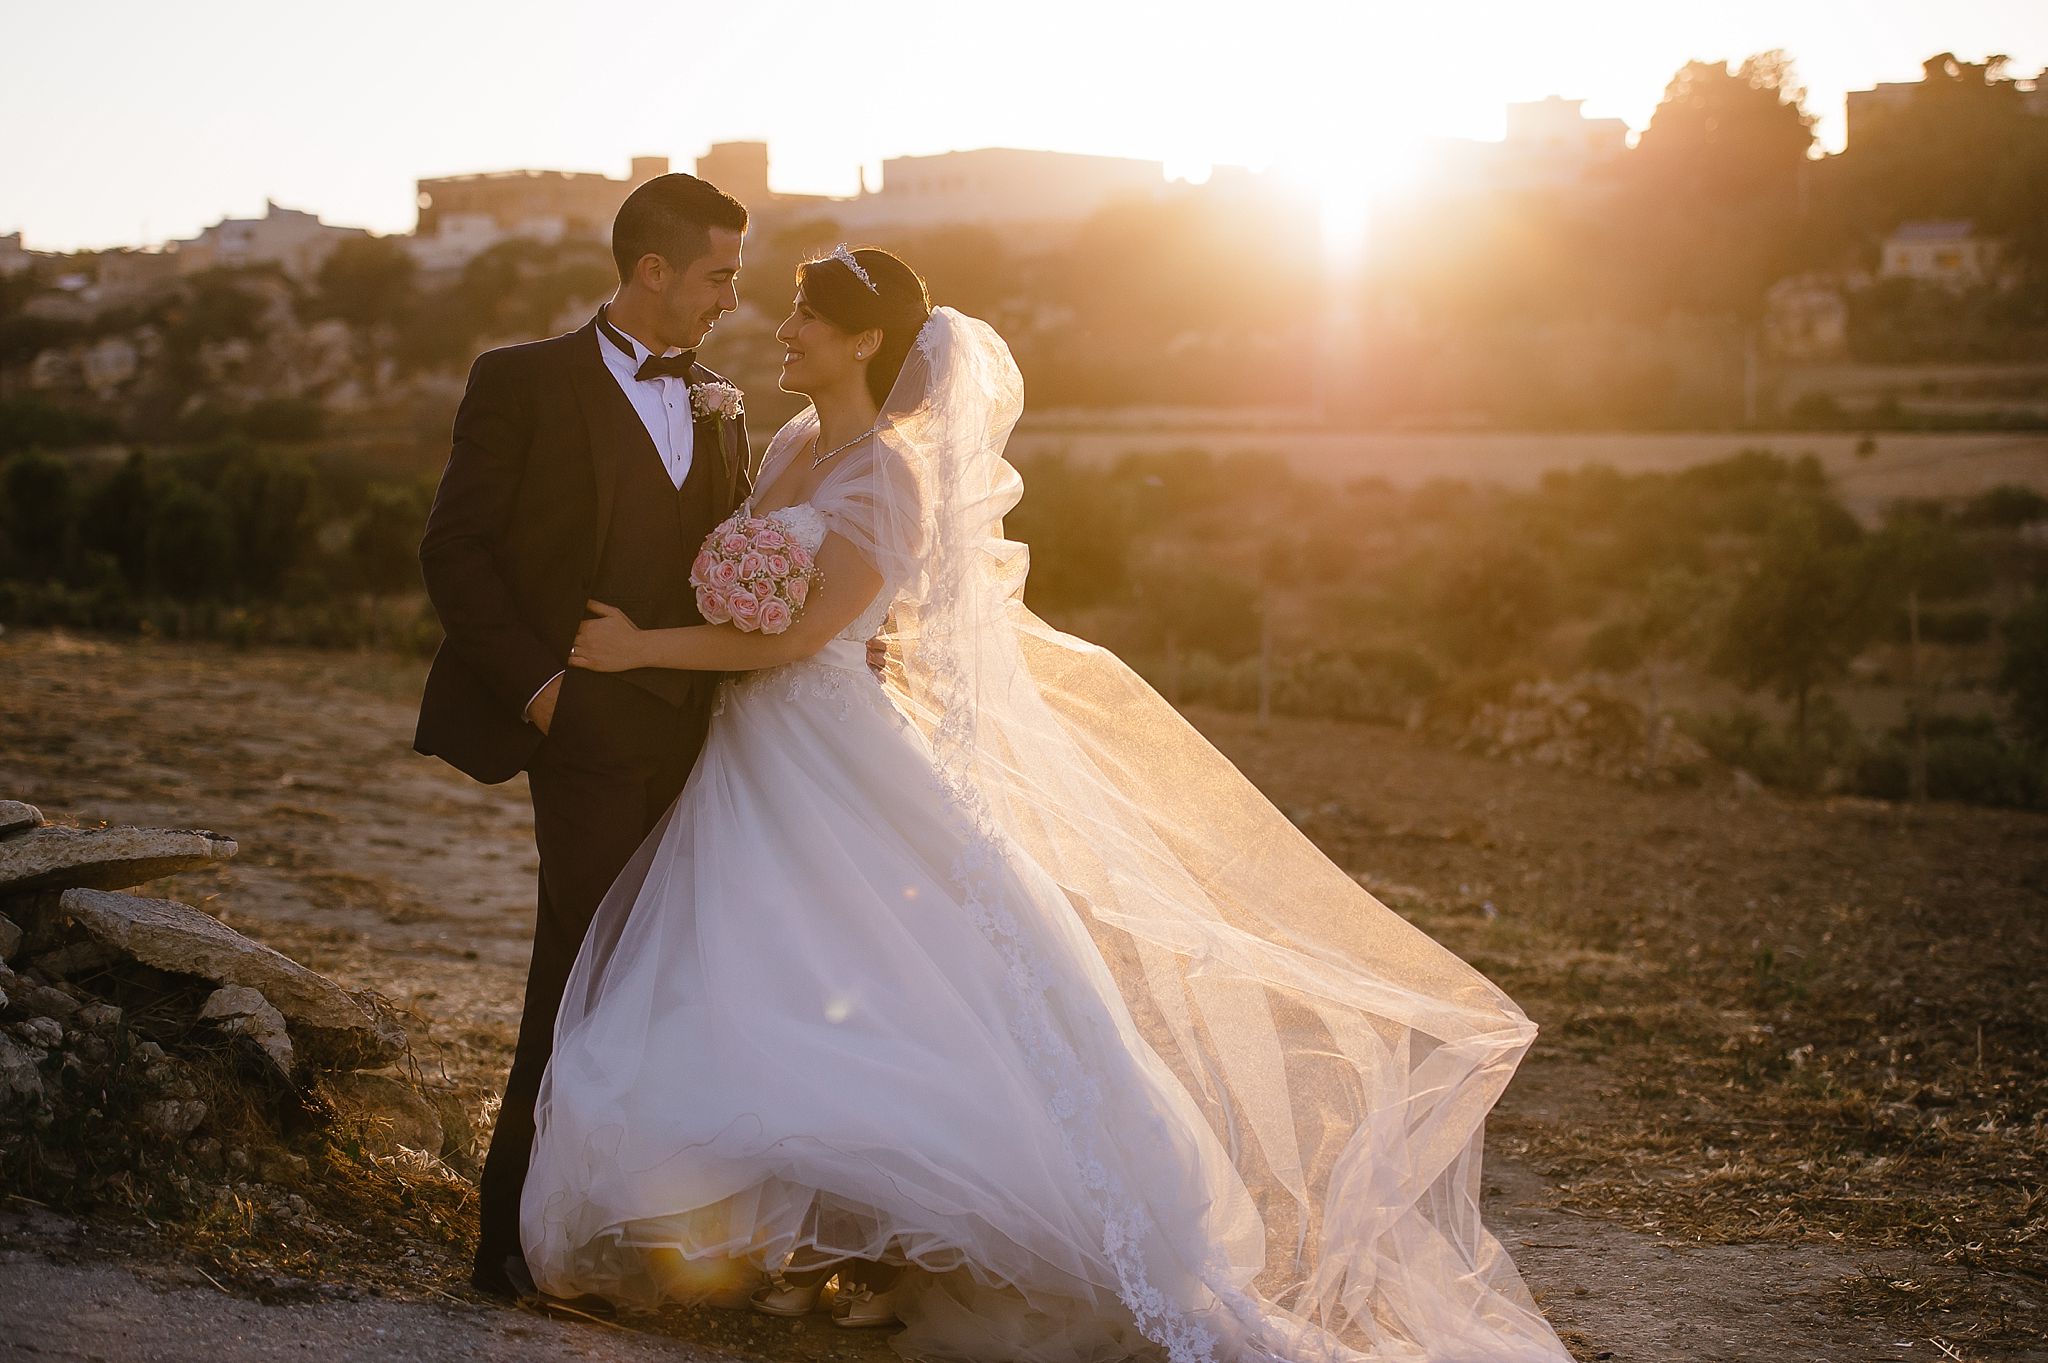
left=2, top=626, right=2043, bottom=1363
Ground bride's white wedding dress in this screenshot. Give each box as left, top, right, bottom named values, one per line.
left=521, top=310, right=1572, bottom=1363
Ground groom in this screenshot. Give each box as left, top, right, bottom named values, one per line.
left=413, top=172, right=755, bottom=1303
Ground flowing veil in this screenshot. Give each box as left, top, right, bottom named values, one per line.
left=826, top=307, right=1569, bottom=1362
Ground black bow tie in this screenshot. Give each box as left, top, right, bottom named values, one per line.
left=597, top=310, right=694, bottom=382
left=634, top=352, right=697, bottom=382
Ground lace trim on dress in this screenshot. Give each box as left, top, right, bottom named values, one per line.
left=918, top=556, right=1254, bottom=1363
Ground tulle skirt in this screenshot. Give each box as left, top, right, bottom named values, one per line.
left=521, top=641, right=1569, bottom=1362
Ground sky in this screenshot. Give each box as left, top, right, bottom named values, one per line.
left=4, top=0, right=2045, bottom=253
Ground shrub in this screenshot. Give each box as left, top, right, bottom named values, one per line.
left=0, top=398, right=119, bottom=454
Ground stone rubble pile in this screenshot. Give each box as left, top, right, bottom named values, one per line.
left=1456, top=677, right=1715, bottom=784
left=0, top=797, right=458, bottom=1215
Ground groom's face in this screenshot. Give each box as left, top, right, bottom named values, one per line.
left=658, top=227, right=744, bottom=350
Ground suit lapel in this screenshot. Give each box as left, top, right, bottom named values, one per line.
left=691, top=363, right=744, bottom=513
left=568, top=318, right=664, bottom=577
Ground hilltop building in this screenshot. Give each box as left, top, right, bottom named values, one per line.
left=835, top=147, right=1171, bottom=231
left=1846, top=59, right=2048, bottom=150
left=1426, top=97, right=1629, bottom=196
left=405, top=143, right=1190, bottom=269
left=414, top=155, right=673, bottom=245
left=0, top=232, right=40, bottom=277
left=170, top=200, right=369, bottom=279
left=1880, top=221, right=2002, bottom=289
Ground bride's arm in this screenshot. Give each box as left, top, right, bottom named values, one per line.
left=568, top=534, right=884, bottom=675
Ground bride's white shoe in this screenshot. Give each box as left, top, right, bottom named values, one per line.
left=830, top=1281, right=902, bottom=1329
left=748, top=1268, right=829, bottom=1317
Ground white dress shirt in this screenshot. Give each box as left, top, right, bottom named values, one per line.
left=523, top=313, right=699, bottom=724
left=596, top=314, right=696, bottom=490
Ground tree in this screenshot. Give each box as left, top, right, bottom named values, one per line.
left=1711, top=506, right=1884, bottom=749
left=1636, top=52, right=1818, bottom=200
left=349, top=482, right=428, bottom=644
left=215, top=450, right=315, bottom=598
left=144, top=479, right=235, bottom=602
left=1424, top=539, right=1557, bottom=669
left=1, top=450, right=76, bottom=578
left=315, top=235, right=418, bottom=393
left=1622, top=53, right=1820, bottom=325
left=79, top=450, right=160, bottom=590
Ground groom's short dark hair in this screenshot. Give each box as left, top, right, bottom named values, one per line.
left=612, top=173, right=748, bottom=282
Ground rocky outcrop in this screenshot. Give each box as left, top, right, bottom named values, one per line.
left=56, top=889, right=402, bottom=1069
left=1457, top=676, right=1714, bottom=785
left=0, top=801, right=41, bottom=838
left=0, top=824, right=238, bottom=896
left=0, top=797, right=454, bottom=1225
left=198, top=984, right=296, bottom=1077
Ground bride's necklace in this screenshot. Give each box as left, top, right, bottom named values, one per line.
left=809, top=423, right=875, bottom=469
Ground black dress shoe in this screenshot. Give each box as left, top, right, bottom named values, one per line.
left=469, top=1253, right=525, bottom=1301
left=471, top=1252, right=617, bottom=1321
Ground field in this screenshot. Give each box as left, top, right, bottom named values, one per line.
left=1009, top=424, right=2048, bottom=523
left=3, top=625, right=2044, bottom=1362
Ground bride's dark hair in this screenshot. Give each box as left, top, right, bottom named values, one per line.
left=795, top=247, right=933, bottom=406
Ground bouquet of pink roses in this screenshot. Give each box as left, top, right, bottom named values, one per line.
left=690, top=509, right=821, bottom=635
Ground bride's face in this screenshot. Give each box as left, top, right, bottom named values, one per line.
left=775, top=290, right=872, bottom=398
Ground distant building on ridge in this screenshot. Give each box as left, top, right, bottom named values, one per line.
left=170, top=201, right=368, bottom=280
left=1426, top=96, right=1630, bottom=197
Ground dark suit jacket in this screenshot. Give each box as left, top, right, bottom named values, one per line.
left=414, top=316, right=755, bottom=784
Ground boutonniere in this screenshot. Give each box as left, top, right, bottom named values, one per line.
left=689, top=380, right=744, bottom=422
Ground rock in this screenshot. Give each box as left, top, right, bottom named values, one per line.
left=74, top=1002, right=122, bottom=1031
left=26, top=940, right=115, bottom=980
left=0, top=801, right=40, bottom=838
left=0, top=1033, right=44, bottom=1102
left=55, top=889, right=404, bottom=1069
left=317, top=1072, right=444, bottom=1157
left=185, top=1135, right=225, bottom=1175
left=0, top=824, right=237, bottom=897
left=198, top=984, right=294, bottom=1076
left=0, top=912, right=20, bottom=963
left=13, top=980, right=80, bottom=1021
left=13, top=1017, right=63, bottom=1049
left=429, top=1088, right=475, bottom=1165
left=140, top=1097, right=208, bottom=1139
left=259, top=1151, right=310, bottom=1182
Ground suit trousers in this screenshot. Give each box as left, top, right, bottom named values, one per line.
left=473, top=669, right=713, bottom=1281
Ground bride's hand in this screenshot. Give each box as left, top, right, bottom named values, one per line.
left=569, top=601, right=644, bottom=673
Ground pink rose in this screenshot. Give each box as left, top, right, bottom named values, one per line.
left=720, top=532, right=748, bottom=556
left=728, top=589, right=760, bottom=627
left=787, top=574, right=810, bottom=607
left=765, top=552, right=790, bottom=578
left=739, top=551, right=767, bottom=580
left=697, top=587, right=733, bottom=624
left=691, top=551, right=715, bottom=583
left=756, top=527, right=787, bottom=551
left=758, top=598, right=793, bottom=634
left=789, top=544, right=815, bottom=571
left=709, top=559, right=740, bottom=590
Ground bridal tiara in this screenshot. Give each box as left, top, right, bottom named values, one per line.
left=832, top=243, right=880, bottom=295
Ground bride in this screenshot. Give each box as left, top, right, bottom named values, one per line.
left=521, top=245, right=1574, bottom=1363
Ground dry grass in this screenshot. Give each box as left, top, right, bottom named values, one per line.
left=1236, top=707, right=2048, bottom=1356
